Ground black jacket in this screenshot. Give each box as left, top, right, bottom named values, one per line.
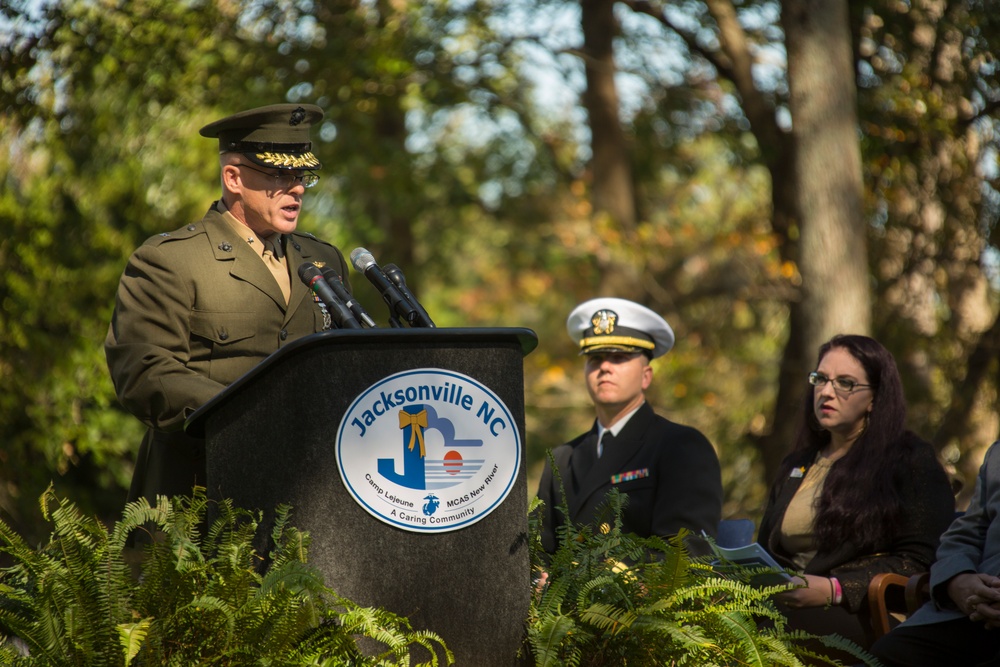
left=537, top=402, right=722, bottom=553
left=757, top=431, right=955, bottom=613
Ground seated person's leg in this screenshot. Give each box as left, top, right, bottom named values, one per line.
left=871, top=617, right=999, bottom=667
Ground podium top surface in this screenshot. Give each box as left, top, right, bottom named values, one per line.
left=185, top=326, right=537, bottom=437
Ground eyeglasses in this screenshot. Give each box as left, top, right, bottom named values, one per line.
left=808, top=371, right=871, bottom=394
left=236, top=162, right=320, bottom=189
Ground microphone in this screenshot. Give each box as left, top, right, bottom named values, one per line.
left=297, top=262, right=361, bottom=329
left=320, top=266, right=377, bottom=328
left=384, top=263, right=435, bottom=327
left=350, top=248, right=421, bottom=327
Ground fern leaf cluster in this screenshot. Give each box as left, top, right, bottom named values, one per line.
left=0, top=486, right=452, bottom=666
left=524, top=467, right=879, bottom=667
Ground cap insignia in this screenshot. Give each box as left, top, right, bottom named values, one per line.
left=591, top=310, right=617, bottom=335
left=289, top=106, right=306, bottom=126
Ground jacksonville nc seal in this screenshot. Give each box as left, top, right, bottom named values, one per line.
left=337, top=368, right=521, bottom=533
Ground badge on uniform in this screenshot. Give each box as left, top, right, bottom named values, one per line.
left=610, top=468, right=649, bottom=485
left=790, top=466, right=806, bottom=478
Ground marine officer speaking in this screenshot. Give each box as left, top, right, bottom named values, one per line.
left=105, top=103, right=351, bottom=504
left=536, top=297, right=723, bottom=553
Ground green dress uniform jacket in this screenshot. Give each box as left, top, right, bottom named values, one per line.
left=536, top=401, right=723, bottom=554
left=105, top=202, right=351, bottom=502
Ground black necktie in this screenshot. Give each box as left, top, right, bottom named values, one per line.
left=598, top=430, right=614, bottom=458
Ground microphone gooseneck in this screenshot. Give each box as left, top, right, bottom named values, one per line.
left=384, top=263, right=435, bottom=327
left=297, top=262, right=361, bottom=329
left=350, top=248, right=422, bottom=327
left=320, top=266, right=377, bottom=328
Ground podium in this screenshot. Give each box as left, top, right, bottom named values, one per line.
left=187, top=327, right=537, bottom=665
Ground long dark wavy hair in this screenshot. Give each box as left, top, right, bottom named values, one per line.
left=780, top=334, right=910, bottom=552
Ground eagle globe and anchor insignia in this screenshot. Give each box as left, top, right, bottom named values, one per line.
left=337, top=368, right=520, bottom=533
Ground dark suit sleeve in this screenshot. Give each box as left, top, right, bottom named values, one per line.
left=827, top=443, right=955, bottom=613
left=649, top=426, right=722, bottom=538
left=928, top=442, right=1000, bottom=608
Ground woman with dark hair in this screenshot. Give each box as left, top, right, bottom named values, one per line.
left=757, top=334, right=955, bottom=649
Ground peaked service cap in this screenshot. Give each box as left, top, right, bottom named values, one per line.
left=199, top=103, right=323, bottom=170
left=566, top=297, right=675, bottom=359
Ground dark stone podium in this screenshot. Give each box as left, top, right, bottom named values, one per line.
left=187, top=328, right=537, bottom=665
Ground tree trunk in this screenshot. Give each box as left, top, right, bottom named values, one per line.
left=581, top=0, right=635, bottom=228
left=782, top=0, right=871, bottom=353
left=705, top=0, right=869, bottom=482
left=580, top=0, right=640, bottom=294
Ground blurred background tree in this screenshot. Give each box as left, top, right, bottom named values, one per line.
left=1, top=0, right=997, bottom=544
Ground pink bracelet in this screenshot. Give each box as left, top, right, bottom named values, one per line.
left=830, top=577, right=843, bottom=605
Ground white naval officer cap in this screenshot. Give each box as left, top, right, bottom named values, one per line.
left=566, top=297, right=675, bottom=359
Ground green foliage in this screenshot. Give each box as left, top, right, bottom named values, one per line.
left=0, top=487, right=452, bottom=666
left=523, top=487, right=876, bottom=667
left=0, top=0, right=255, bottom=540
left=851, top=0, right=1000, bottom=487
left=3, top=0, right=1000, bottom=552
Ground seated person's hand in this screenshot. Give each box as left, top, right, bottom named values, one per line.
left=946, top=572, right=1000, bottom=625
left=533, top=569, right=549, bottom=593
left=775, top=574, right=838, bottom=608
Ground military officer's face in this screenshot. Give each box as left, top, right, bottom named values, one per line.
left=584, top=351, right=652, bottom=414
left=226, top=161, right=308, bottom=236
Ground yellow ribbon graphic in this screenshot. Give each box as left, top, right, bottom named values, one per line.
left=399, top=410, right=429, bottom=458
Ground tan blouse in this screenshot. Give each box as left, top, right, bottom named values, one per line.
left=779, top=456, right=835, bottom=570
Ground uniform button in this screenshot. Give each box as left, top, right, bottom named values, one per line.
left=219, top=330, right=229, bottom=341
left=219, top=242, right=233, bottom=252
left=280, top=329, right=288, bottom=340
left=187, top=225, right=196, bottom=231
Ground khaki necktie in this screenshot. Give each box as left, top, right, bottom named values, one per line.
left=262, top=235, right=290, bottom=305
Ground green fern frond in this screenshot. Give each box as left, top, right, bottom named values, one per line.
left=1, top=488, right=455, bottom=666
left=712, top=611, right=780, bottom=666
left=527, top=612, right=582, bottom=667
left=527, top=480, right=879, bottom=667
left=574, top=573, right=628, bottom=607
left=578, top=601, right=637, bottom=634
left=118, top=617, right=152, bottom=666
left=805, top=630, right=879, bottom=665
left=259, top=559, right=327, bottom=596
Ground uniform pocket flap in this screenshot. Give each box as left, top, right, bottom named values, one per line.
left=190, top=310, right=257, bottom=345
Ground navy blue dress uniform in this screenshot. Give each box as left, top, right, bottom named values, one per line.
left=105, top=104, right=351, bottom=503
left=536, top=298, right=723, bottom=553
